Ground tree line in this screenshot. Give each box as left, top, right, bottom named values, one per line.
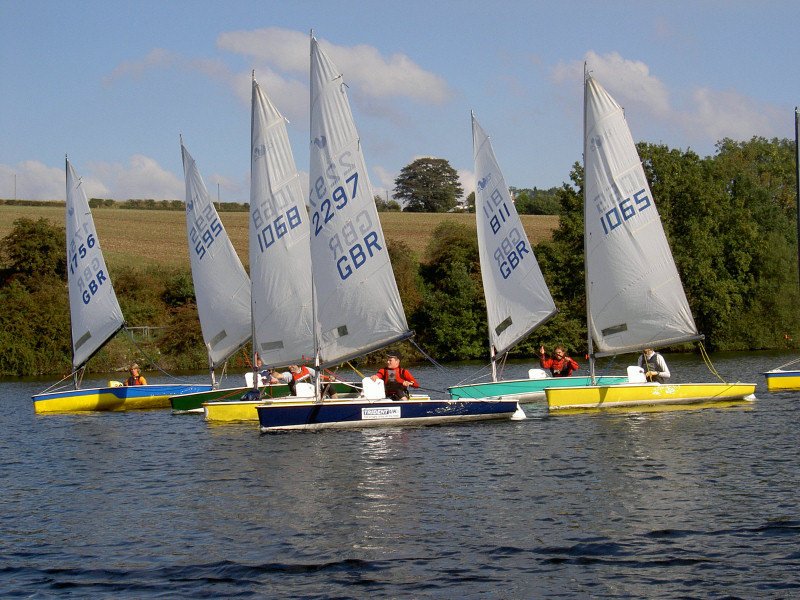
left=0, top=135, right=797, bottom=377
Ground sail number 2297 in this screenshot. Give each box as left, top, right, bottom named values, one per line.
left=311, top=172, right=358, bottom=236
left=599, top=188, right=651, bottom=235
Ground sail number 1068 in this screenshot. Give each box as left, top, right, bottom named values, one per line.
left=599, top=188, right=651, bottom=235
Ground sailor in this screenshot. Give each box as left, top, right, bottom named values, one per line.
left=638, top=349, right=670, bottom=383
left=124, top=363, right=147, bottom=386
left=371, top=351, right=419, bottom=401
left=273, top=364, right=315, bottom=395
left=539, top=345, right=579, bottom=377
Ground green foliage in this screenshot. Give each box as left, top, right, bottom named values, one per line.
left=510, top=186, right=561, bottom=215
left=375, top=194, right=401, bottom=212
left=162, top=271, right=196, bottom=307
left=410, top=221, right=488, bottom=360
left=2, top=217, right=66, bottom=283
left=395, top=157, right=464, bottom=212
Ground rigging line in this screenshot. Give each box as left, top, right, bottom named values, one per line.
left=451, top=360, right=495, bottom=386
left=775, top=355, right=800, bottom=370
left=410, top=339, right=447, bottom=373
left=698, top=342, right=726, bottom=384
left=123, top=327, right=182, bottom=381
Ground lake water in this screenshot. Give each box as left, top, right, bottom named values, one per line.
left=2, top=351, right=799, bottom=598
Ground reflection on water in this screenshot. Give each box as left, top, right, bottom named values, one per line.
left=2, top=350, right=800, bottom=598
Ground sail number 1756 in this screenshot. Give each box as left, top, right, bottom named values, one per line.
left=599, top=188, right=651, bottom=235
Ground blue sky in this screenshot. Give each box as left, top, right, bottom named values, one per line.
left=1, top=0, right=797, bottom=205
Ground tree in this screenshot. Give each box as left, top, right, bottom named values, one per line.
left=394, top=157, right=463, bottom=212
left=2, top=217, right=66, bottom=283
left=375, top=194, right=401, bottom=212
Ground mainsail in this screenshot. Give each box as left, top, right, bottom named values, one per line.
left=472, top=112, right=556, bottom=358
left=250, top=76, right=314, bottom=367
left=181, top=142, right=251, bottom=370
left=309, top=34, right=410, bottom=366
left=583, top=72, right=698, bottom=357
left=66, top=158, right=125, bottom=370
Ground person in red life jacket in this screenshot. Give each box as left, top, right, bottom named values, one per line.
left=539, top=345, right=579, bottom=377
left=124, top=363, right=147, bottom=386
left=273, top=364, right=314, bottom=395
left=371, top=350, right=419, bottom=401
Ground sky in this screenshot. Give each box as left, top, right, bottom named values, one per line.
left=1, top=0, right=798, bottom=206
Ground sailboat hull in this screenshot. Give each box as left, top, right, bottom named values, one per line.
left=545, top=382, right=756, bottom=411
left=448, top=375, right=628, bottom=402
left=256, top=398, right=524, bottom=431
left=763, top=370, right=800, bottom=391
left=32, top=383, right=213, bottom=413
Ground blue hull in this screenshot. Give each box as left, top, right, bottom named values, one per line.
left=257, top=398, right=522, bottom=431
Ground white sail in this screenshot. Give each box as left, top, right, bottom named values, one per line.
left=181, top=142, right=251, bottom=370
left=309, top=34, right=410, bottom=365
left=472, top=113, right=557, bottom=357
left=250, top=76, right=314, bottom=367
left=583, top=73, right=698, bottom=356
left=66, top=158, right=125, bottom=370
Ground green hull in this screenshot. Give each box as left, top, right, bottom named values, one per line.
left=448, top=375, right=629, bottom=402
left=170, top=381, right=360, bottom=412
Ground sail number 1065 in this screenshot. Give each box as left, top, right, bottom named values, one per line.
left=599, top=188, right=651, bottom=235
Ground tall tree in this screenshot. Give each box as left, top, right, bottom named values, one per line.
left=394, top=157, right=463, bottom=212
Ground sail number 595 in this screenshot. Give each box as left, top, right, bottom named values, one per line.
left=599, top=188, right=651, bottom=235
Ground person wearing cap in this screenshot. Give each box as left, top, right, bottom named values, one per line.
left=638, top=348, right=670, bottom=383
left=371, top=351, right=418, bottom=401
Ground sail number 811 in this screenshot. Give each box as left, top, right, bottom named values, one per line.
left=599, top=189, right=651, bottom=235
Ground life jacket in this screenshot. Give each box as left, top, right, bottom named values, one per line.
left=379, top=367, right=416, bottom=400
left=126, top=375, right=145, bottom=386
left=544, top=357, right=577, bottom=377
left=640, top=353, right=665, bottom=383
left=287, top=366, right=312, bottom=395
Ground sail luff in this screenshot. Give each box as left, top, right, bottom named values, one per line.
left=309, top=34, right=410, bottom=365
left=66, top=158, right=125, bottom=371
left=181, top=143, right=252, bottom=371
left=583, top=65, right=596, bottom=381
left=472, top=113, right=556, bottom=359
left=583, top=72, right=698, bottom=356
left=795, top=108, right=799, bottom=295
left=249, top=77, right=315, bottom=369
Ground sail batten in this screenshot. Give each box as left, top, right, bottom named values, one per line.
left=472, top=114, right=556, bottom=358
left=309, top=34, right=410, bottom=365
left=66, top=159, right=126, bottom=370
left=250, top=77, right=315, bottom=368
left=583, top=74, right=697, bottom=355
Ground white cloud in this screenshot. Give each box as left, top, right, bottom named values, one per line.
left=550, top=50, right=785, bottom=149
left=88, top=155, right=184, bottom=201
left=217, top=27, right=453, bottom=106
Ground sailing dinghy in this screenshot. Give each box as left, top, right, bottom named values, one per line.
left=763, top=108, right=800, bottom=391
left=255, top=33, right=524, bottom=431
left=545, top=70, right=756, bottom=411
left=447, top=113, right=626, bottom=402
left=169, top=141, right=260, bottom=413
left=202, top=75, right=358, bottom=421
left=32, top=159, right=211, bottom=413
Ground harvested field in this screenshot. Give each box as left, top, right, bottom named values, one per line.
left=0, top=204, right=559, bottom=270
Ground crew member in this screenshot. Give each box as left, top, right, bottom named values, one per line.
left=371, top=350, right=418, bottom=401
left=539, top=345, right=579, bottom=377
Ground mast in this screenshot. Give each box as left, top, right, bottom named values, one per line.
left=583, top=64, right=596, bottom=384
left=795, top=108, right=799, bottom=294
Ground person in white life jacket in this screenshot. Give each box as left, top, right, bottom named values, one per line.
left=638, top=349, right=670, bottom=383
left=371, top=350, right=419, bottom=401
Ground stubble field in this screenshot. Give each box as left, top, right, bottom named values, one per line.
left=0, top=204, right=559, bottom=271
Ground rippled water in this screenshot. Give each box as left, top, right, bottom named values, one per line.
left=2, top=351, right=799, bottom=598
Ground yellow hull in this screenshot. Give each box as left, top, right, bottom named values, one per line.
left=763, top=370, right=800, bottom=391
left=546, top=382, right=756, bottom=411
left=203, top=400, right=262, bottom=421
left=32, top=383, right=211, bottom=413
